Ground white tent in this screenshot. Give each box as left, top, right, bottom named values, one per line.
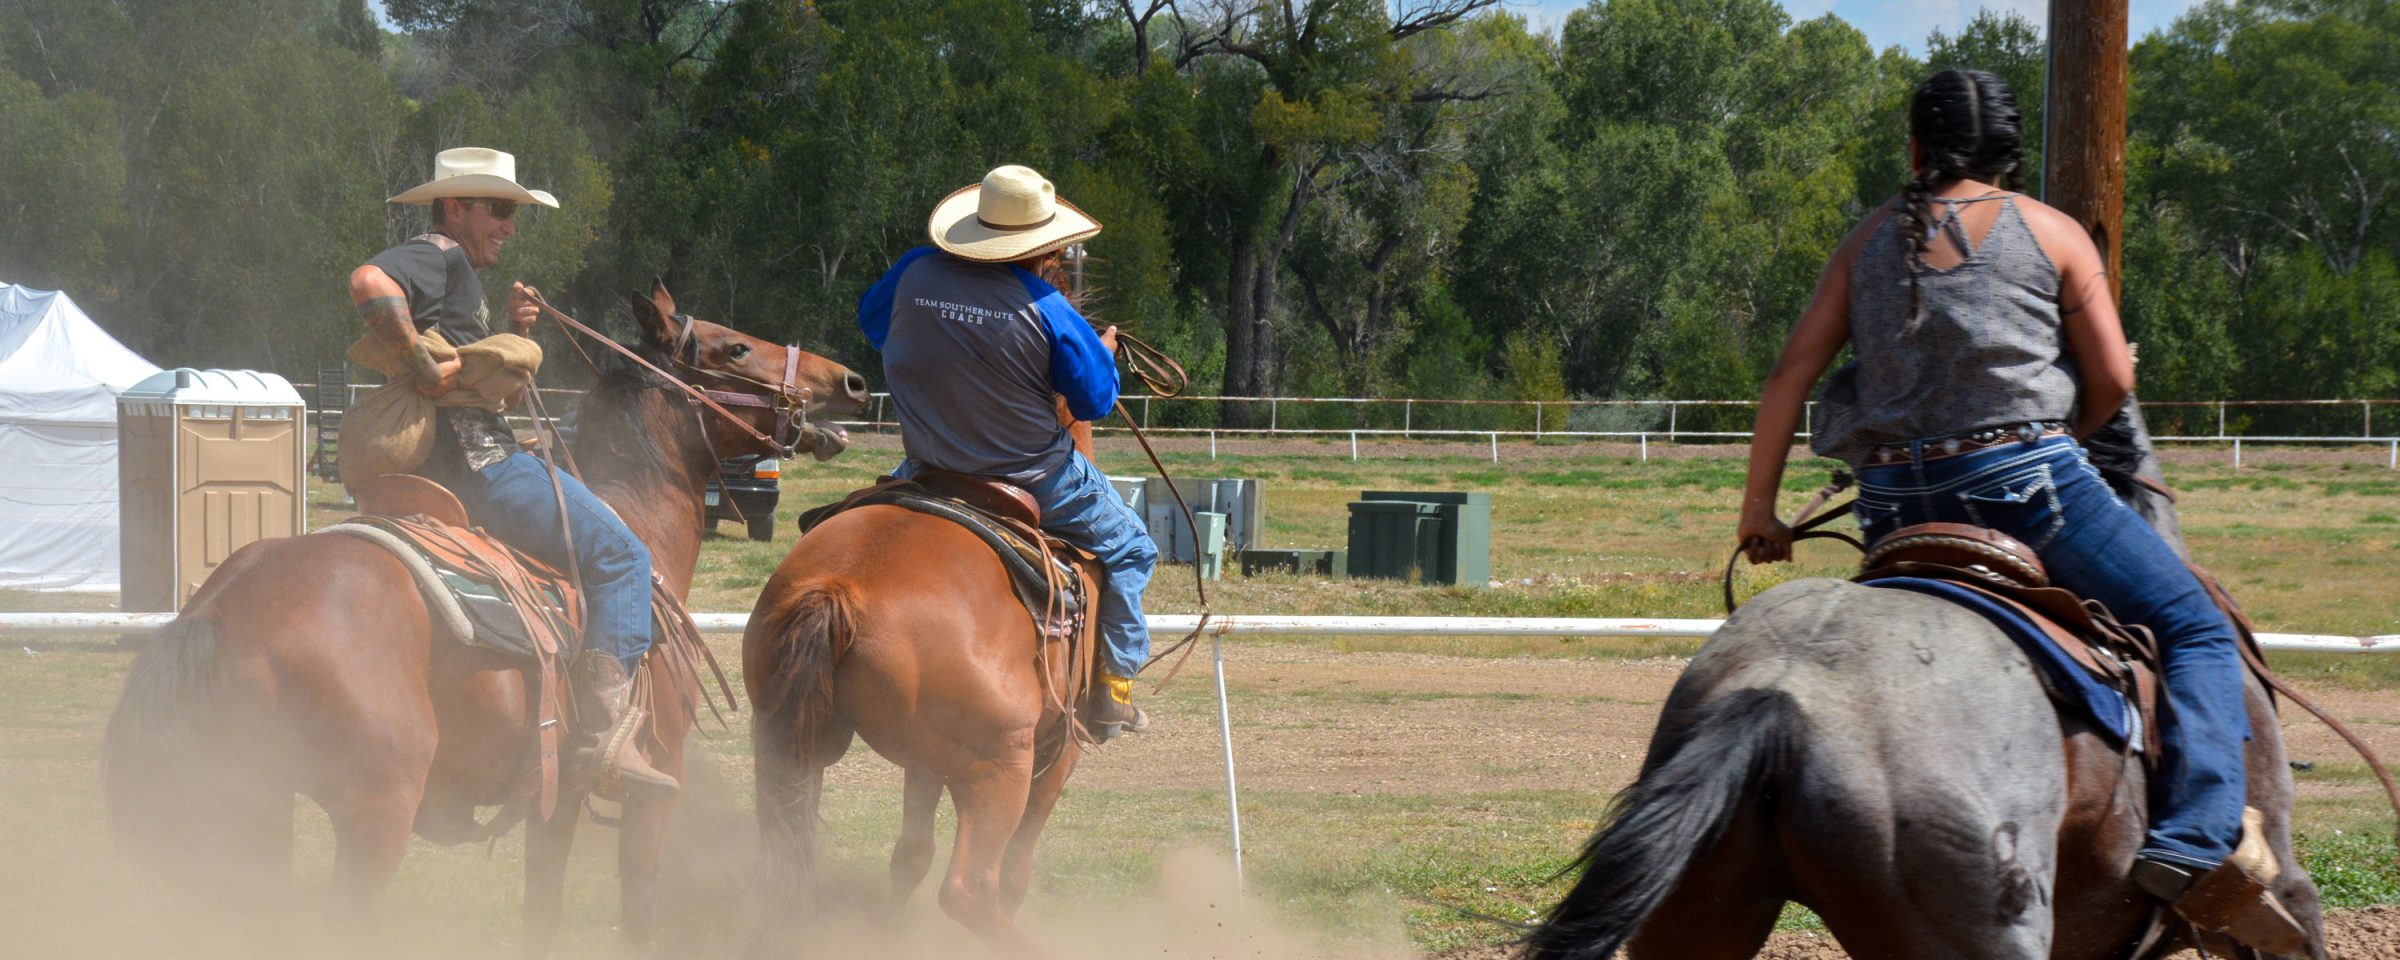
left=0, top=285, right=162, bottom=591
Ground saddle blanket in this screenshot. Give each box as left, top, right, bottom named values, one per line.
left=1868, top=577, right=2141, bottom=749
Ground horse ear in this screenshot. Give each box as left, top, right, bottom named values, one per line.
left=629, top=282, right=676, bottom=347
left=650, top=277, right=677, bottom=325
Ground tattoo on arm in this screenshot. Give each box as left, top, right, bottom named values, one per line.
left=357, top=296, right=439, bottom=379
left=357, top=296, right=415, bottom=347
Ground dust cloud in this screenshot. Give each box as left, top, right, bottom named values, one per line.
left=7, top=754, right=1416, bottom=960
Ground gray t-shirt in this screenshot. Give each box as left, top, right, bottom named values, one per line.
left=365, top=234, right=516, bottom=479
left=1811, top=197, right=2077, bottom=466
left=857, top=249, right=1118, bottom=484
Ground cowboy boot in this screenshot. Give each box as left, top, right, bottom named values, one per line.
left=2130, top=808, right=2308, bottom=955
left=569, top=650, right=680, bottom=799
left=1083, top=669, right=1150, bottom=742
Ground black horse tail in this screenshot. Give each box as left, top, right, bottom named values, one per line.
left=102, top=617, right=224, bottom=859
left=1522, top=687, right=1799, bottom=960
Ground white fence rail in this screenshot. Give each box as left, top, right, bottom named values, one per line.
left=297, top=384, right=2400, bottom=467
left=8, top=611, right=2395, bottom=653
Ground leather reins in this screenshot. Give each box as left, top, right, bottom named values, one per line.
left=525, top=291, right=811, bottom=459
left=1721, top=471, right=1862, bottom=614
left=1110, top=330, right=1214, bottom=689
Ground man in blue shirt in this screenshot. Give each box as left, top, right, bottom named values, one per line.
left=857, top=165, right=1158, bottom=739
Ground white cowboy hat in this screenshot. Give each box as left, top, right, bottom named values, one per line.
left=927, top=165, right=1101, bottom=263
left=387, top=147, right=561, bottom=208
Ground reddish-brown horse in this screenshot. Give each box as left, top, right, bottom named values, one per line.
left=102, top=282, right=869, bottom=954
left=744, top=431, right=1104, bottom=956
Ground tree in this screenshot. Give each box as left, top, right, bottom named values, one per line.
left=1116, top=0, right=1503, bottom=423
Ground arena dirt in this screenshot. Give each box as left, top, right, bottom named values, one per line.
left=1431, top=906, right=2400, bottom=959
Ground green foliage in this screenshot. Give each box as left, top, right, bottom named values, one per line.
left=0, top=0, right=2386, bottom=409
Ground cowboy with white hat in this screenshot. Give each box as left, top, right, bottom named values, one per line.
left=347, top=146, right=678, bottom=797
left=857, top=164, right=1159, bottom=739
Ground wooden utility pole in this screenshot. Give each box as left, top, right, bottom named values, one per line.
left=2043, top=0, right=2130, bottom=303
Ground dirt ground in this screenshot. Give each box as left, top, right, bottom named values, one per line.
left=1430, top=905, right=2400, bottom=959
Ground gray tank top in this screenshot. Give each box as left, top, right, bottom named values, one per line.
left=1810, top=196, right=2076, bottom=467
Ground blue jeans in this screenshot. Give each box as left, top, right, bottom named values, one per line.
left=898, top=454, right=1158, bottom=679
left=1856, top=435, right=2247, bottom=870
left=451, top=452, right=655, bottom=673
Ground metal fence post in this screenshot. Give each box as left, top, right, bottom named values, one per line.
left=2218, top=402, right=2226, bottom=439
left=2365, top=400, right=2372, bottom=439
left=1144, top=396, right=1153, bottom=429
left=1209, top=430, right=1217, bottom=460
left=1350, top=431, right=1358, bottom=461
left=1490, top=432, right=1499, bottom=463
left=1640, top=433, right=1648, bottom=463
left=1404, top=399, right=1413, bottom=439
left=1535, top=401, right=1543, bottom=438
left=1270, top=398, right=1278, bottom=432
left=1212, top=632, right=1245, bottom=891
left=2234, top=437, right=2242, bottom=469
left=1668, top=403, right=1677, bottom=442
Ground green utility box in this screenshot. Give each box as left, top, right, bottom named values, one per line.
left=1239, top=548, right=1347, bottom=578
left=1358, top=491, right=1492, bottom=586
left=1194, top=511, right=1228, bottom=580
left=1346, top=501, right=1446, bottom=583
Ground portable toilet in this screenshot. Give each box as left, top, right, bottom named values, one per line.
left=118, top=369, right=307, bottom=612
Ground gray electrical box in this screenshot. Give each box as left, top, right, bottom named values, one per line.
left=1142, top=477, right=1263, bottom=562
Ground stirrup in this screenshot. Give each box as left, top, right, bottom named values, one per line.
left=2140, top=809, right=2308, bottom=955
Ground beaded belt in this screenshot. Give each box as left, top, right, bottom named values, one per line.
left=1868, top=421, right=2068, bottom=464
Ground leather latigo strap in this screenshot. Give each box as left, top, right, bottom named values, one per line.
left=2186, top=563, right=2400, bottom=837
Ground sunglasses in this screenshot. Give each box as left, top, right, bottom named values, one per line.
left=476, top=198, right=519, bottom=220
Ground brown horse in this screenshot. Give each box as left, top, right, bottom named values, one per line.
left=743, top=433, right=1104, bottom=956
left=102, top=282, right=870, bottom=954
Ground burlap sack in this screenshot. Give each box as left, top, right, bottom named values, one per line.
left=338, top=382, right=438, bottom=487
left=338, top=329, right=543, bottom=486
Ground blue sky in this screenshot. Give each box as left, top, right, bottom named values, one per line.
left=1511, top=0, right=2204, bottom=54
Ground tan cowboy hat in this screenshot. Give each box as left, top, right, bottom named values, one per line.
left=387, top=147, right=561, bottom=208
left=928, top=165, right=1101, bottom=263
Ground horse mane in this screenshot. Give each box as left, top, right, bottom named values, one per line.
left=566, top=339, right=711, bottom=477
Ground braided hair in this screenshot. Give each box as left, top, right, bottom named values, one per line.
left=1902, top=69, right=2029, bottom=324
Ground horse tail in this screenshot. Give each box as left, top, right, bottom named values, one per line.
left=102, top=617, right=225, bottom=858
left=752, top=583, right=859, bottom=767
left=748, top=582, right=858, bottom=932
left=1523, top=687, right=1799, bottom=960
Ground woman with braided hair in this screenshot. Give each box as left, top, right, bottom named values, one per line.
left=1733, top=69, right=2299, bottom=940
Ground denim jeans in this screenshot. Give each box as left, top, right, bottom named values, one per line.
left=451, top=452, right=655, bottom=673
left=1856, top=434, right=2247, bottom=870
left=898, top=453, right=1158, bottom=679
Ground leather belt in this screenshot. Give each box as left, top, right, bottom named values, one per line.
left=1869, top=421, right=2068, bottom=464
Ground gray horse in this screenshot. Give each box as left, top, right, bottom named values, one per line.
left=1525, top=406, right=2327, bottom=960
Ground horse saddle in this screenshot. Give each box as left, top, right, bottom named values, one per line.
left=323, top=475, right=582, bottom=661
left=1857, top=522, right=2164, bottom=756
left=798, top=472, right=1090, bottom=643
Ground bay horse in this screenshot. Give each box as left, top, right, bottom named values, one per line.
left=101, top=281, right=870, bottom=954
left=1523, top=487, right=2334, bottom=959
left=743, top=430, right=1105, bottom=956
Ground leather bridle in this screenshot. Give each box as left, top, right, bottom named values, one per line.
left=525, top=291, right=817, bottom=459
left=666, top=312, right=816, bottom=458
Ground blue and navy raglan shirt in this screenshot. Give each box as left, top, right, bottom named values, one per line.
left=858, top=247, right=1119, bottom=484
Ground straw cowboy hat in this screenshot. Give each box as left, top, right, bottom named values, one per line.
left=387, top=147, right=561, bottom=208
left=928, top=165, right=1101, bottom=263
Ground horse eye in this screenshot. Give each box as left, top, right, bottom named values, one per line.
left=728, top=343, right=751, bottom=361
